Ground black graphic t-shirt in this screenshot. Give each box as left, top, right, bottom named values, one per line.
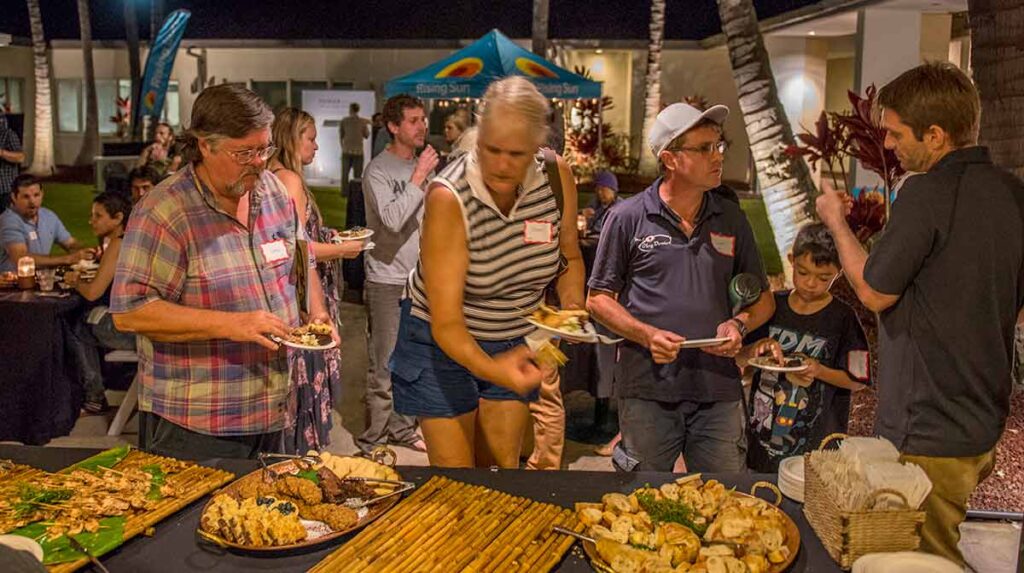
left=746, top=291, right=871, bottom=472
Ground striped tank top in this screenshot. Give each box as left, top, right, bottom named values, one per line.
left=407, top=150, right=562, bottom=341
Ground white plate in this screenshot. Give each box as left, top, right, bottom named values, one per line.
left=333, top=228, right=374, bottom=242
left=777, top=478, right=804, bottom=503
left=678, top=337, right=731, bottom=349
left=525, top=316, right=597, bottom=343
left=269, top=333, right=338, bottom=351
left=852, top=551, right=961, bottom=573
left=71, top=261, right=100, bottom=271
left=0, top=534, right=44, bottom=562
left=749, top=356, right=810, bottom=373
left=779, top=456, right=805, bottom=482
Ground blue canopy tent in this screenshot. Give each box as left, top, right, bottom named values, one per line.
left=385, top=29, right=601, bottom=100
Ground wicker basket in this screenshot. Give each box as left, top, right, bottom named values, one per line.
left=802, top=434, right=927, bottom=570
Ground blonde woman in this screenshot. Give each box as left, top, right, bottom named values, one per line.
left=269, top=108, right=362, bottom=453
left=391, top=77, right=585, bottom=468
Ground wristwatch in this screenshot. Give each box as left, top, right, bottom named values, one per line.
left=728, top=317, right=748, bottom=337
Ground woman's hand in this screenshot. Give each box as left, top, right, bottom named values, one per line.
left=338, top=240, right=364, bottom=259
left=488, top=346, right=543, bottom=396
left=63, top=270, right=80, bottom=287
left=310, top=312, right=340, bottom=345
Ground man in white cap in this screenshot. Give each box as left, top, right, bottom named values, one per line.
left=587, top=103, right=775, bottom=472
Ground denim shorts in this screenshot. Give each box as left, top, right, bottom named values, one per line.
left=390, top=299, right=539, bottom=418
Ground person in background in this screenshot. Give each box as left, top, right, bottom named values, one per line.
left=391, top=76, right=585, bottom=468
left=340, top=102, right=370, bottom=193
left=0, top=111, right=25, bottom=213
left=137, top=122, right=182, bottom=175
left=0, top=174, right=91, bottom=272
left=65, top=192, right=136, bottom=414
left=128, top=165, right=162, bottom=204
left=269, top=107, right=363, bottom=453
left=587, top=102, right=775, bottom=473
left=358, top=94, right=437, bottom=455
left=444, top=108, right=471, bottom=151
left=111, top=84, right=334, bottom=460
left=371, top=112, right=389, bottom=158
left=582, top=170, right=621, bottom=235
left=736, top=223, right=870, bottom=472
left=816, top=62, right=1024, bottom=565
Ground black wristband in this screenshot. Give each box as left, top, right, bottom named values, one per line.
left=729, top=318, right=748, bottom=337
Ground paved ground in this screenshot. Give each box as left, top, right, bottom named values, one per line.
left=39, top=301, right=1022, bottom=572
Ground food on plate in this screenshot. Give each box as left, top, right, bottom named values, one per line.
left=296, top=502, right=359, bottom=531
left=534, top=340, right=568, bottom=367
left=317, top=467, right=375, bottom=504
left=0, top=456, right=185, bottom=538
left=335, top=226, right=371, bottom=240
left=200, top=495, right=307, bottom=547
left=530, top=304, right=589, bottom=334
left=311, top=451, right=399, bottom=487
left=755, top=355, right=805, bottom=369
left=273, top=475, right=323, bottom=505
left=285, top=323, right=333, bottom=346
left=576, top=477, right=791, bottom=573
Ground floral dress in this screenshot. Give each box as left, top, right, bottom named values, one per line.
left=285, top=192, right=343, bottom=453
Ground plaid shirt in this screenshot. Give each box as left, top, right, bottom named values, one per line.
left=0, top=114, right=22, bottom=198
left=111, top=164, right=304, bottom=436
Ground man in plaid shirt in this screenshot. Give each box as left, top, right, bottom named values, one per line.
left=0, top=111, right=25, bottom=213
left=111, top=85, right=335, bottom=459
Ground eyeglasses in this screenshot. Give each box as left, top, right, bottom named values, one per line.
left=226, top=143, right=277, bottom=165
left=668, top=140, right=728, bottom=157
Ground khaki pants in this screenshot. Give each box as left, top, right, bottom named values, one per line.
left=901, top=448, right=996, bottom=566
left=525, top=367, right=565, bottom=470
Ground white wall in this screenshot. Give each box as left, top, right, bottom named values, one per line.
left=659, top=46, right=751, bottom=184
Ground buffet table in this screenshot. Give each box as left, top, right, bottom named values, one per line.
left=0, top=445, right=842, bottom=572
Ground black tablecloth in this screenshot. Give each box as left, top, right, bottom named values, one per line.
left=0, top=291, right=84, bottom=444
left=0, top=445, right=841, bottom=572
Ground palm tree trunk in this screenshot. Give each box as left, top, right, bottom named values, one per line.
left=968, top=0, right=1024, bottom=179
left=25, top=0, right=54, bottom=175
left=124, top=0, right=142, bottom=140
left=638, top=0, right=666, bottom=176
left=968, top=0, right=1024, bottom=385
left=74, top=0, right=99, bottom=166
left=716, top=0, right=818, bottom=281
left=531, top=0, right=549, bottom=58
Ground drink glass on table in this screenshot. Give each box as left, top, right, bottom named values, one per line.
left=36, top=269, right=56, bottom=292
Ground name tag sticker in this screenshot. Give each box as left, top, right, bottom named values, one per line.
left=28, top=231, right=38, bottom=241
left=523, top=220, right=554, bottom=244
left=710, top=232, right=736, bottom=257
left=260, top=239, right=289, bottom=264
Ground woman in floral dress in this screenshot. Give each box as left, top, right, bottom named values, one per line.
left=269, top=108, right=364, bottom=452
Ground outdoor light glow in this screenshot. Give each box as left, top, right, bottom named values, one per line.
left=808, top=31, right=816, bottom=36
left=595, top=49, right=604, bottom=54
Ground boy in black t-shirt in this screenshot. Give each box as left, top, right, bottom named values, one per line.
left=737, top=223, right=872, bottom=472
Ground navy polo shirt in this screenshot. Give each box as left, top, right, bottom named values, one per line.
left=588, top=179, right=768, bottom=403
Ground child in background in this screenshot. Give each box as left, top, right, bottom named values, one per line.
left=737, top=223, right=872, bottom=472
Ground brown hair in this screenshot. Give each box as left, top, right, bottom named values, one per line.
left=270, top=107, right=323, bottom=223
left=12, top=174, right=41, bottom=196
left=877, top=62, right=980, bottom=147
left=383, top=94, right=424, bottom=135
left=179, top=84, right=274, bottom=163
left=446, top=108, right=471, bottom=133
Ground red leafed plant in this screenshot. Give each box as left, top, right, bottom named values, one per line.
left=109, top=96, right=131, bottom=139
left=836, top=85, right=905, bottom=197
left=785, top=84, right=905, bottom=244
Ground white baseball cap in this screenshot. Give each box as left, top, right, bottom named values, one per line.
left=648, top=103, right=730, bottom=157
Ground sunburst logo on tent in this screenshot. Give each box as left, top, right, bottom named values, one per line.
left=143, top=90, right=157, bottom=111
left=435, top=57, right=484, bottom=79
left=515, top=58, right=558, bottom=79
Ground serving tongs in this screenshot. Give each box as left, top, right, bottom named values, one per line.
left=257, top=452, right=322, bottom=480
left=337, top=477, right=416, bottom=509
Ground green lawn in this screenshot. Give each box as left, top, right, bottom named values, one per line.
left=39, top=182, right=782, bottom=274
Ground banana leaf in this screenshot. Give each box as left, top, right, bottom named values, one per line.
left=11, top=516, right=125, bottom=565
left=62, top=445, right=131, bottom=474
